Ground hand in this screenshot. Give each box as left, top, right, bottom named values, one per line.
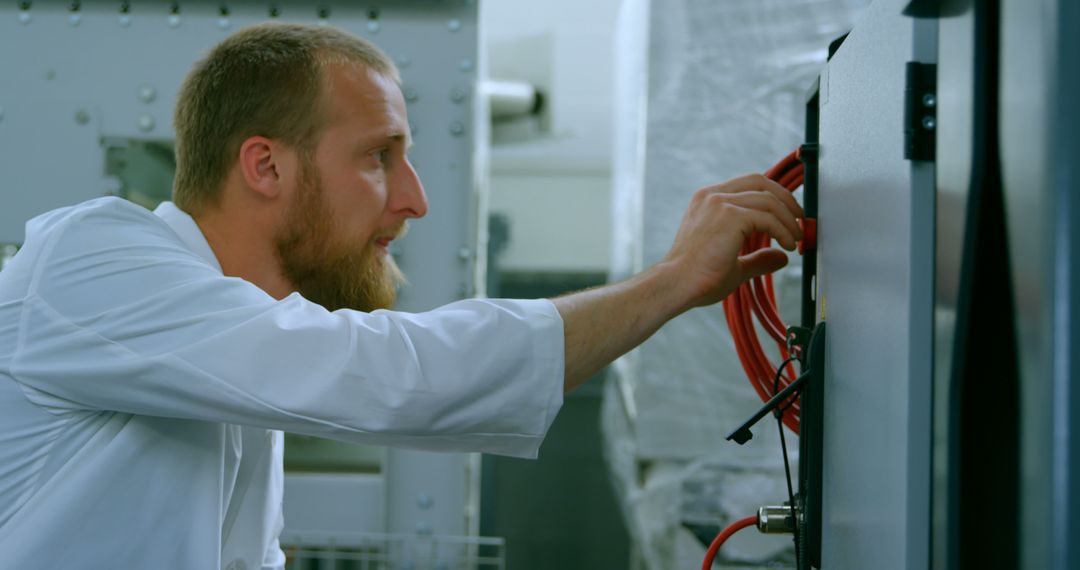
left=553, top=173, right=804, bottom=392
left=661, top=173, right=805, bottom=310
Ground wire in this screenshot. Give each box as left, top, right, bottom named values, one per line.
left=717, top=152, right=812, bottom=570
left=701, top=516, right=758, bottom=570
left=774, top=358, right=802, bottom=569
left=723, top=150, right=808, bottom=433
left=778, top=417, right=801, bottom=568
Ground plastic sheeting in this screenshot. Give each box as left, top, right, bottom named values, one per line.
left=604, top=0, right=867, bottom=567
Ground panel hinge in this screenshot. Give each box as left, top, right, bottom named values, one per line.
left=904, top=62, right=937, bottom=161
left=902, top=0, right=941, bottom=18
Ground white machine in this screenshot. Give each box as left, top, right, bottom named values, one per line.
left=603, top=0, right=1080, bottom=568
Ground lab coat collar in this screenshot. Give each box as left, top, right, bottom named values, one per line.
left=153, top=201, right=224, bottom=273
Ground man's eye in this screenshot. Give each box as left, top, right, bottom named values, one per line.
left=373, top=149, right=390, bottom=164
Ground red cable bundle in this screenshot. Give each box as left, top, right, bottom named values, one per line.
left=722, top=150, right=807, bottom=433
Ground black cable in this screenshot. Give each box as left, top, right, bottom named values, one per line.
left=778, top=409, right=801, bottom=568
left=773, top=357, right=802, bottom=569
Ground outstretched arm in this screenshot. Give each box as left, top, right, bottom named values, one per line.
left=554, top=174, right=804, bottom=392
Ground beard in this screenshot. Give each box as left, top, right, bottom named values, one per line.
left=274, top=156, right=407, bottom=312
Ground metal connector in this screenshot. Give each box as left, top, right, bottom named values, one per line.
left=757, top=505, right=796, bottom=534
left=786, top=326, right=812, bottom=361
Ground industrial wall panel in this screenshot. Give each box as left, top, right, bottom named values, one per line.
left=815, top=0, right=934, bottom=567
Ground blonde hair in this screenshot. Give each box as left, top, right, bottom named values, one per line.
left=172, top=23, right=399, bottom=214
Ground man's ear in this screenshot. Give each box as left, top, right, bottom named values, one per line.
left=238, top=136, right=291, bottom=200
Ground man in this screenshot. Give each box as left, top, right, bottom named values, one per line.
left=0, top=23, right=802, bottom=569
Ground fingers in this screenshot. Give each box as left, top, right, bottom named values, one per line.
left=665, top=173, right=806, bottom=308
left=738, top=207, right=800, bottom=251
left=732, top=174, right=803, bottom=218
left=723, top=191, right=803, bottom=245
left=738, top=248, right=790, bottom=280
left=698, top=173, right=804, bottom=220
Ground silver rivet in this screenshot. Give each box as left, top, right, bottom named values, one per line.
left=449, top=122, right=465, bottom=136
left=922, top=93, right=936, bottom=108
left=218, top=17, right=231, bottom=30
left=137, top=84, right=157, bottom=104
left=450, top=88, right=466, bottom=103
left=404, top=87, right=418, bottom=102
left=68, top=13, right=81, bottom=26
left=448, top=19, right=461, bottom=32
left=74, top=109, right=90, bottom=125
left=417, top=494, right=434, bottom=510
left=367, top=20, right=380, bottom=33
left=459, top=59, right=474, bottom=72
left=457, top=247, right=471, bottom=260
left=18, top=11, right=31, bottom=24
left=397, top=55, right=411, bottom=69
left=137, top=114, right=156, bottom=132
left=415, top=522, right=433, bottom=536
left=118, top=14, right=131, bottom=27
left=921, top=116, right=936, bottom=130
left=168, top=14, right=181, bottom=28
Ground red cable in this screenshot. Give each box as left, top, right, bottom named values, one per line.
left=701, top=516, right=758, bottom=570
left=778, top=166, right=802, bottom=190
left=722, top=152, right=809, bottom=433
left=711, top=158, right=806, bottom=570
left=766, top=150, right=799, bottom=179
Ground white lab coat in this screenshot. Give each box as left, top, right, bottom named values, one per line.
left=0, top=198, right=564, bottom=569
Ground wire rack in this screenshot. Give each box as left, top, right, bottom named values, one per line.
left=282, top=531, right=505, bottom=570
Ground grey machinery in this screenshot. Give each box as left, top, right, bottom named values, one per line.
left=776, top=0, right=1080, bottom=567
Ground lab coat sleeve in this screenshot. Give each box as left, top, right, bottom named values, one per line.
left=11, top=199, right=564, bottom=458
left=261, top=538, right=286, bottom=570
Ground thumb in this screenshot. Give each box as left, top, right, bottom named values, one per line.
left=737, top=248, right=790, bottom=281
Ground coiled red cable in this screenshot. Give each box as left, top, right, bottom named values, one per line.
left=701, top=516, right=758, bottom=570
left=723, top=150, right=808, bottom=433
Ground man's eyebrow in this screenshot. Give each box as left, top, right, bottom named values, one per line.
left=389, top=132, right=415, bottom=151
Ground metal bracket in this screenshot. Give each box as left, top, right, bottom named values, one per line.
left=786, top=326, right=813, bottom=361
left=725, top=371, right=810, bottom=445
left=904, top=62, right=938, bottom=161
left=797, top=322, right=827, bottom=570
left=902, top=0, right=938, bottom=18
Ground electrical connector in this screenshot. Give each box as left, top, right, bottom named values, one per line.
left=756, top=505, right=797, bottom=534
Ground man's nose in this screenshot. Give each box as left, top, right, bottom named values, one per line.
left=391, top=159, right=428, bottom=219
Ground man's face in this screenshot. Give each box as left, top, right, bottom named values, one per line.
left=274, top=64, right=427, bottom=312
